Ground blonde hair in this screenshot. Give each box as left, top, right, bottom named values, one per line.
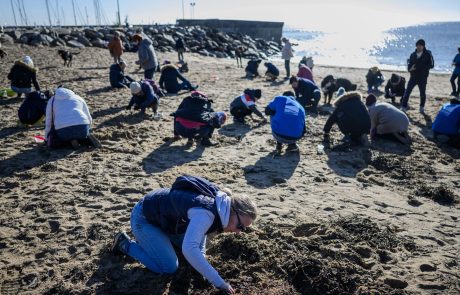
left=231, top=195, right=258, bottom=221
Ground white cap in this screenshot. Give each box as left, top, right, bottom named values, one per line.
left=23, top=56, right=34, bottom=67
left=130, top=82, right=141, bottom=94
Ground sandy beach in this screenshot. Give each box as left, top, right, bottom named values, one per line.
left=0, top=44, right=459, bottom=294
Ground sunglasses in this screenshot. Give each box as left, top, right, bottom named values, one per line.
left=232, top=206, right=246, bottom=231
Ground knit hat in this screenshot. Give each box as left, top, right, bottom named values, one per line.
left=289, top=76, right=298, bottom=85
left=365, top=94, right=377, bottom=106
left=130, top=82, right=142, bottom=94
left=390, top=74, right=400, bottom=85
left=254, top=89, right=262, bottom=99
left=336, top=87, right=346, bottom=97
left=23, top=56, right=33, bottom=67
left=216, top=111, right=227, bottom=126
left=416, top=39, right=425, bottom=47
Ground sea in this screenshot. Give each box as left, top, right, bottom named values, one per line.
left=282, top=22, right=460, bottom=73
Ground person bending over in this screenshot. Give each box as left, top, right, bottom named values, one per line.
left=230, top=89, right=266, bottom=123
left=127, top=81, right=161, bottom=120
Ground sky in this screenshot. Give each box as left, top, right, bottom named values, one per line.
left=2, top=0, right=460, bottom=32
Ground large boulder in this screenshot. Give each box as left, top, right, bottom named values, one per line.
left=54, top=28, right=71, bottom=38
left=51, top=38, right=66, bottom=47
left=30, top=34, right=54, bottom=46
left=0, top=34, right=15, bottom=45
left=91, top=38, right=106, bottom=48
left=19, top=32, right=39, bottom=44
left=84, top=28, right=99, bottom=40
left=6, top=30, right=21, bottom=40
left=66, top=40, right=85, bottom=48
left=77, top=35, right=92, bottom=47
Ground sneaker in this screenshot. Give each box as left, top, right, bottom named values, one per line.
left=71, top=139, right=81, bottom=149
left=201, top=137, right=218, bottom=147
left=111, top=231, right=130, bottom=255
left=286, top=143, right=299, bottom=152
left=275, top=142, right=283, bottom=154
left=152, top=112, right=162, bottom=121
left=88, top=134, right=102, bottom=148
left=419, top=107, right=425, bottom=114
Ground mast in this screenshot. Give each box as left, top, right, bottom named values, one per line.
left=45, top=0, right=52, bottom=26
left=117, top=0, right=121, bottom=26
left=10, top=0, right=18, bottom=26
left=72, top=0, right=77, bottom=26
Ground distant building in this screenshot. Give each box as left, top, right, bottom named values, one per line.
left=176, top=19, right=284, bottom=42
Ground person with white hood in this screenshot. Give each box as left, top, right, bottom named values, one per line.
left=45, top=87, right=99, bottom=148
left=111, top=175, right=257, bottom=295
left=7, top=55, right=40, bottom=98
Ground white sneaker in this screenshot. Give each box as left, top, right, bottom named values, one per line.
left=152, top=113, right=162, bottom=121
left=419, top=107, right=425, bottom=114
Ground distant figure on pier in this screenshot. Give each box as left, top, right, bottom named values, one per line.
left=175, top=37, right=186, bottom=61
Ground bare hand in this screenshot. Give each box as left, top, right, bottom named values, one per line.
left=221, top=283, right=235, bottom=294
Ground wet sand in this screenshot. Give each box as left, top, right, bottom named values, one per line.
left=0, top=44, right=459, bottom=294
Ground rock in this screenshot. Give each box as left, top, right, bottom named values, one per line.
left=30, top=34, right=53, bottom=46
left=0, top=34, right=14, bottom=44
left=54, top=28, right=71, bottom=37
left=91, top=38, right=106, bottom=48
left=198, top=49, right=209, bottom=56
left=48, top=220, right=60, bottom=232
left=50, top=38, right=66, bottom=47
left=6, top=30, right=21, bottom=40
left=354, top=245, right=373, bottom=258
left=383, top=277, right=408, bottom=289
left=77, top=35, right=92, bottom=47
left=419, top=263, right=437, bottom=272
left=66, top=40, right=85, bottom=48
left=84, top=28, right=100, bottom=39
left=19, top=32, right=39, bottom=44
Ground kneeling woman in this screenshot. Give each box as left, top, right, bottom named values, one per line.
left=112, top=175, right=257, bottom=294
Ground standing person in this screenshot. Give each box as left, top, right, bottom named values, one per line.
left=18, top=90, right=52, bottom=126
left=111, top=175, right=258, bottom=295
left=175, top=37, right=186, bottom=61
left=365, top=94, right=411, bottom=145
left=281, top=37, right=294, bottom=79
left=264, top=62, right=280, bottom=81
left=235, top=46, right=245, bottom=68
left=384, top=74, right=406, bottom=104
left=172, top=91, right=226, bottom=146
left=289, top=76, right=321, bottom=111
left=229, top=89, right=266, bottom=123
left=127, top=81, right=161, bottom=120
left=45, top=87, right=100, bottom=149
left=109, top=61, right=134, bottom=89
left=323, top=91, right=371, bottom=145
left=7, top=56, right=40, bottom=98
left=159, top=61, right=198, bottom=94
left=432, top=97, right=460, bottom=147
left=108, top=31, right=124, bottom=64
left=265, top=92, right=306, bottom=153
left=400, top=39, right=435, bottom=113
left=450, top=47, right=460, bottom=97
left=132, top=34, right=158, bottom=80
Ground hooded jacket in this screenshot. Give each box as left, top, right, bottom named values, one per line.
left=127, top=81, right=158, bottom=112
left=137, top=38, right=158, bottom=70
left=265, top=95, right=306, bottom=139
left=264, top=62, right=279, bottom=76
left=245, top=60, right=261, bottom=76
left=294, top=78, right=320, bottom=106
left=109, top=63, right=127, bottom=88
left=297, top=64, right=314, bottom=82
left=384, top=74, right=406, bottom=97
left=432, top=102, right=460, bottom=135
left=45, top=88, right=92, bottom=138
left=368, top=102, right=409, bottom=135
left=7, top=60, right=40, bottom=90
left=324, top=92, right=371, bottom=137
left=18, top=91, right=49, bottom=124
left=159, top=64, right=188, bottom=93
left=173, top=94, right=214, bottom=123
left=407, top=48, right=434, bottom=80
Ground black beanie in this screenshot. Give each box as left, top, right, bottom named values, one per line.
left=416, top=39, right=425, bottom=47
left=254, top=89, right=262, bottom=99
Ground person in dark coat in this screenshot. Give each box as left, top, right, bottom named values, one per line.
left=245, top=59, right=261, bottom=78
left=264, top=62, right=280, bottom=81
left=323, top=91, right=371, bottom=144
left=18, top=90, right=52, bottom=125
left=172, top=91, right=226, bottom=146
left=289, top=76, right=321, bottom=111
left=109, top=61, right=134, bottom=89
left=159, top=61, right=197, bottom=94
left=127, top=81, right=161, bottom=120
left=235, top=46, right=245, bottom=68
left=7, top=56, right=40, bottom=98
left=175, top=37, right=186, bottom=61
left=450, top=47, right=460, bottom=97
left=401, top=39, right=435, bottom=113
left=384, top=73, right=406, bottom=103
left=366, top=67, right=385, bottom=93
left=229, top=89, right=266, bottom=123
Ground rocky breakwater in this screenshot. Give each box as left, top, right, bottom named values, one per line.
left=0, top=26, right=282, bottom=59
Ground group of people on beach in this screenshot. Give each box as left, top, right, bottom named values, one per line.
left=4, top=29, right=460, bottom=294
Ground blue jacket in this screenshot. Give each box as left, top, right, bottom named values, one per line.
left=127, top=81, right=158, bottom=112
left=432, top=103, right=460, bottom=135
left=109, top=64, right=126, bottom=88
left=159, top=64, right=188, bottom=93
left=18, top=91, right=48, bottom=124
left=452, top=54, right=460, bottom=75
left=265, top=62, right=279, bottom=76
left=265, top=95, right=306, bottom=139
left=142, top=175, right=223, bottom=235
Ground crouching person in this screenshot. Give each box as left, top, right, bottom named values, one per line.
left=432, top=97, right=460, bottom=147
left=245, top=59, right=261, bottom=79
left=172, top=91, right=226, bottom=146
left=384, top=74, right=406, bottom=103
left=265, top=91, right=306, bottom=153
left=45, top=87, right=100, bottom=149
left=18, top=90, right=52, bottom=126
left=229, top=89, right=266, bottom=123
left=111, top=175, right=257, bottom=295
left=324, top=91, right=371, bottom=145
left=365, top=94, right=411, bottom=145
left=159, top=61, right=198, bottom=94
left=264, top=62, right=280, bottom=81
left=109, top=61, right=134, bottom=89
left=127, top=81, right=161, bottom=120
left=289, top=76, right=321, bottom=111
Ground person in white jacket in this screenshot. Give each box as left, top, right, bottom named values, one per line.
left=45, top=87, right=97, bottom=147
left=281, top=37, right=294, bottom=79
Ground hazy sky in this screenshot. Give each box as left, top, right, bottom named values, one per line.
left=3, top=0, right=460, bottom=31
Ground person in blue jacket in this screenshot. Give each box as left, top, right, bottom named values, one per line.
left=450, top=47, right=460, bottom=97
left=111, top=175, right=257, bottom=295
left=432, top=97, right=460, bottom=147
left=289, top=76, right=321, bottom=111
left=109, top=61, right=134, bottom=89
left=159, top=61, right=198, bottom=94
left=264, top=62, right=280, bottom=81
left=127, top=81, right=161, bottom=120
left=18, top=90, right=52, bottom=125
left=265, top=91, right=306, bottom=153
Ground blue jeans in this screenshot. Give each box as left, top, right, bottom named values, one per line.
left=401, top=77, right=427, bottom=108
left=56, top=124, right=90, bottom=141
left=144, top=68, right=155, bottom=80
left=284, top=60, right=290, bottom=77
left=450, top=73, right=460, bottom=94
left=11, top=86, right=32, bottom=97
left=125, top=200, right=206, bottom=274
